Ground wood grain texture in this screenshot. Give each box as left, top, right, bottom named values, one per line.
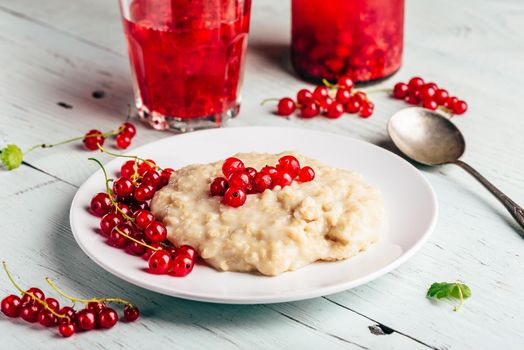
left=0, top=0, right=523, bottom=349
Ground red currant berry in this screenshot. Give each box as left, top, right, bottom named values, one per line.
left=313, top=86, right=329, bottom=102
left=26, top=287, right=45, bottom=301
left=120, top=122, right=136, bottom=138
left=405, top=92, right=420, bottom=105
left=134, top=184, right=155, bottom=202
left=127, top=239, right=148, bottom=256
left=142, top=243, right=163, bottom=260
left=274, top=171, right=293, bottom=188
left=326, top=102, right=345, bottom=119
left=359, top=101, right=374, bottom=118
left=178, top=245, right=197, bottom=260
left=408, top=77, right=425, bottom=91
left=1, top=295, right=22, bottom=318
left=253, top=172, right=273, bottom=192
left=423, top=99, right=438, bottom=111
left=300, top=102, right=320, bottom=118
left=319, top=96, right=334, bottom=110
left=76, top=309, right=96, bottom=331
left=425, top=82, right=438, bottom=91
left=260, top=166, right=278, bottom=178
left=222, top=187, right=247, bottom=207
left=87, top=301, right=106, bottom=315
left=276, top=98, right=296, bottom=116
left=296, top=89, right=314, bottom=105
left=38, top=310, right=57, bottom=327
left=297, top=167, right=315, bottom=182
left=90, top=192, right=113, bottom=217
left=144, top=221, right=167, bottom=243
left=113, top=177, right=134, bottom=198
left=337, top=76, right=354, bottom=90
left=392, top=82, right=409, bottom=99
left=335, top=89, right=351, bottom=104
left=116, top=133, right=132, bottom=149
left=245, top=167, right=257, bottom=179
left=452, top=100, right=468, bottom=115
left=278, top=155, right=301, bottom=177
left=45, top=297, right=60, bottom=312
left=124, top=305, right=140, bottom=322
left=99, top=308, right=118, bottom=329
left=83, top=129, right=105, bottom=151
left=148, top=249, right=172, bottom=274
left=133, top=209, right=154, bottom=230
left=20, top=304, right=39, bottom=323
left=159, top=168, right=174, bottom=187
left=419, top=84, right=436, bottom=100
left=444, top=96, right=458, bottom=109
left=100, top=213, right=123, bottom=236
left=115, top=203, right=131, bottom=217
left=109, top=223, right=134, bottom=248
left=58, top=323, right=76, bottom=337
left=434, top=89, right=449, bottom=105
left=345, top=96, right=362, bottom=113
left=138, top=159, right=156, bottom=176
left=171, top=253, right=195, bottom=277
left=228, top=171, right=252, bottom=191
left=58, top=306, right=76, bottom=325
left=143, top=170, right=162, bottom=189
left=210, top=177, right=229, bottom=196
left=121, top=160, right=137, bottom=178
left=222, top=157, right=245, bottom=178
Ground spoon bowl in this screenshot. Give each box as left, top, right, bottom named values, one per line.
left=388, top=107, right=465, bottom=165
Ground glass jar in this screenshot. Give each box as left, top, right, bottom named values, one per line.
left=291, top=0, right=404, bottom=83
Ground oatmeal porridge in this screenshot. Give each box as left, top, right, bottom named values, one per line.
left=151, top=152, right=384, bottom=276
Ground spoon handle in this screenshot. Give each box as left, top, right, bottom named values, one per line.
left=453, top=160, right=524, bottom=230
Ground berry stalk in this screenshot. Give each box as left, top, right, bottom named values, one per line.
left=45, top=278, right=135, bottom=308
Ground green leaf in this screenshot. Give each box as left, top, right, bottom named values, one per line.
left=427, top=281, right=472, bottom=311
left=0, top=144, right=23, bottom=170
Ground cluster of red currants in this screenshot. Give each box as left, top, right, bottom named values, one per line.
left=0, top=263, right=139, bottom=338
left=83, top=122, right=137, bottom=151
left=392, top=77, right=468, bottom=115
left=89, top=156, right=196, bottom=277
left=272, top=76, right=375, bottom=119
left=210, top=155, right=316, bottom=208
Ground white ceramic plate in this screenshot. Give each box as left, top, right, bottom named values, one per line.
left=70, top=127, right=437, bottom=304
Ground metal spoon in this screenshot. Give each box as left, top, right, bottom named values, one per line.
left=388, top=107, right=524, bottom=230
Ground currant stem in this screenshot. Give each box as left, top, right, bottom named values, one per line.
left=24, top=127, right=124, bottom=155
left=88, top=157, right=134, bottom=222
left=45, top=278, right=134, bottom=308
left=322, top=79, right=337, bottom=89
left=114, top=226, right=160, bottom=251
left=2, top=261, right=68, bottom=320
left=97, top=144, right=161, bottom=172
left=453, top=285, right=464, bottom=312
left=260, top=98, right=279, bottom=106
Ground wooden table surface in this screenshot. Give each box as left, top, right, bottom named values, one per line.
left=0, top=0, right=523, bottom=349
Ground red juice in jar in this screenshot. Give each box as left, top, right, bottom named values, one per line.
left=291, top=0, right=404, bottom=83
left=119, top=0, right=252, bottom=131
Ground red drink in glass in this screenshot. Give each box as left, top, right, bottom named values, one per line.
left=291, top=0, right=404, bottom=83
left=119, top=0, right=252, bottom=131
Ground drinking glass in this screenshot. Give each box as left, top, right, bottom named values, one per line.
left=119, top=0, right=252, bottom=131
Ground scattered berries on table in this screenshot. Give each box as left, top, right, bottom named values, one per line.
left=0, top=261, right=139, bottom=338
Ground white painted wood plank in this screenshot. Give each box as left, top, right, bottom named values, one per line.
left=0, top=0, right=523, bottom=349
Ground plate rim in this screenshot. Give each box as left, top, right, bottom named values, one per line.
left=70, top=126, right=438, bottom=304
